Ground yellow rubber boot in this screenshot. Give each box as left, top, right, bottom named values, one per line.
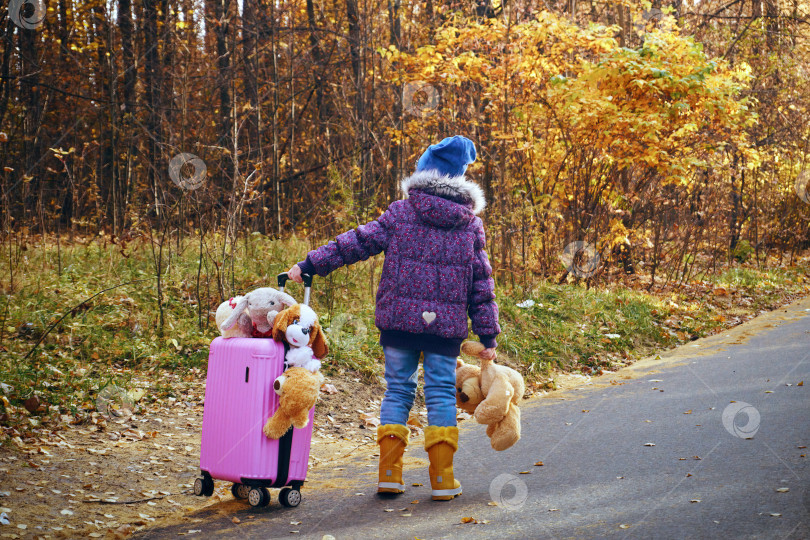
left=425, top=426, right=462, bottom=501
left=377, top=424, right=410, bottom=494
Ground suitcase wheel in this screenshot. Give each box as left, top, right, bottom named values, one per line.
left=193, top=476, right=214, bottom=497
left=248, top=487, right=271, bottom=508
left=231, top=483, right=251, bottom=500
left=279, top=487, right=302, bottom=508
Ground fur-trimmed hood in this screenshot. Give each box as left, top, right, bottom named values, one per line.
left=401, top=170, right=486, bottom=215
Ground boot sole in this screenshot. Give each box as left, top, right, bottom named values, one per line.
left=431, top=488, right=462, bottom=501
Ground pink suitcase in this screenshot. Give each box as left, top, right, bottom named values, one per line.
left=193, top=274, right=316, bottom=508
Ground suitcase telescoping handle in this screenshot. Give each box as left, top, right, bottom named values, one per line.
left=277, top=272, right=313, bottom=306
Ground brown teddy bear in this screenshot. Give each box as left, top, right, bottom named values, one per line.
left=455, top=341, right=524, bottom=451
left=262, top=367, right=324, bottom=439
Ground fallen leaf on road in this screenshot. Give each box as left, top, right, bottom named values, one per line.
left=114, top=524, right=134, bottom=537
left=384, top=509, right=394, bottom=512
left=400, top=513, right=412, bottom=517
left=775, top=488, right=789, bottom=493
left=770, top=513, right=782, bottom=517
left=690, top=499, right=701, bottom=503
left=461, top=517, right=477, bottom=524
left=619, top=524, right=630, bottom=529
left=232, top=517, right=241, bottom=524
left=798, top=381, right=804, bottom=386
left=519, top=471, right=531, bottom=474
left=534, top=461, right=544, bottom=466
left=644, top=443, right=656, bottom=447
left=360, top=413, right=380, bottom=428
left=683, top=410, right=692, bottom=414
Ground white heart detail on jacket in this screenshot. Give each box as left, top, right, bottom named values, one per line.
left=422, top=311, right=437, bottom=324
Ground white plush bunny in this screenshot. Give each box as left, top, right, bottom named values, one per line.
left=215, top=296, right=251, bottom=338
left=219, top=288, right=297, bottom=338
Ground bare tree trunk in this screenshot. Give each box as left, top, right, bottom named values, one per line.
left=19, top=25, right=42, bottom=233
left=242, top=0, right=259, bottom=150
left=387, top=0, right=402, bottom=203
left=214, top=0, right=232, bottom=138
left=91, top=1, right=117, bottom=234
left=117, top=0, right=136, bottom=235
left=271, top=0, right=281, bottom=236
left=0, top=18, right=15, bottom=133
left=306, top=0, right=326, bottom=133
left=346, top=0, right=366, bottom=212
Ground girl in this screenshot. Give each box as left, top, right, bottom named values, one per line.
left=286, top=135, right=500, bottom=501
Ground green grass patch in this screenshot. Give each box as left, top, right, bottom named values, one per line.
left=0, top=235, right=807, bottom=433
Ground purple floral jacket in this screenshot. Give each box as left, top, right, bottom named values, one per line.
left=298, top=170, right=500, bottom=356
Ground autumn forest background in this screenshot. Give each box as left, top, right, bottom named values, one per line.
left=1, top=0, right=810, bottom=419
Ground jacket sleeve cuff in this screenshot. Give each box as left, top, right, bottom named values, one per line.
left=478, top=334, right=498, bottom=349
left=297, top=257, right=317, bottom=277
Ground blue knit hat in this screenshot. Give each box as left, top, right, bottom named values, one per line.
left=416, top=136, right=477, bottom=177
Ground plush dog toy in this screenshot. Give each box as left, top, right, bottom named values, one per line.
left=272, top=304, right=328, bottom=372
left=219, top=288, right=296, bottom=338
left=456, top=341, right=525, bottom=451
left=262, top=367, right=324, bottom=439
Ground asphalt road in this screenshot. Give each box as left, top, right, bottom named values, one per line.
left=139, top=297, right=810, bottom=540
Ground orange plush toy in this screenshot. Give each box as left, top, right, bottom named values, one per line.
left=455, top=341, right=524, bottom=451
left=263, top=367, right=323, bottom=439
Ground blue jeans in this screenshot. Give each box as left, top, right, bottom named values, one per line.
left=379, top=346, right=458, bottom=428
